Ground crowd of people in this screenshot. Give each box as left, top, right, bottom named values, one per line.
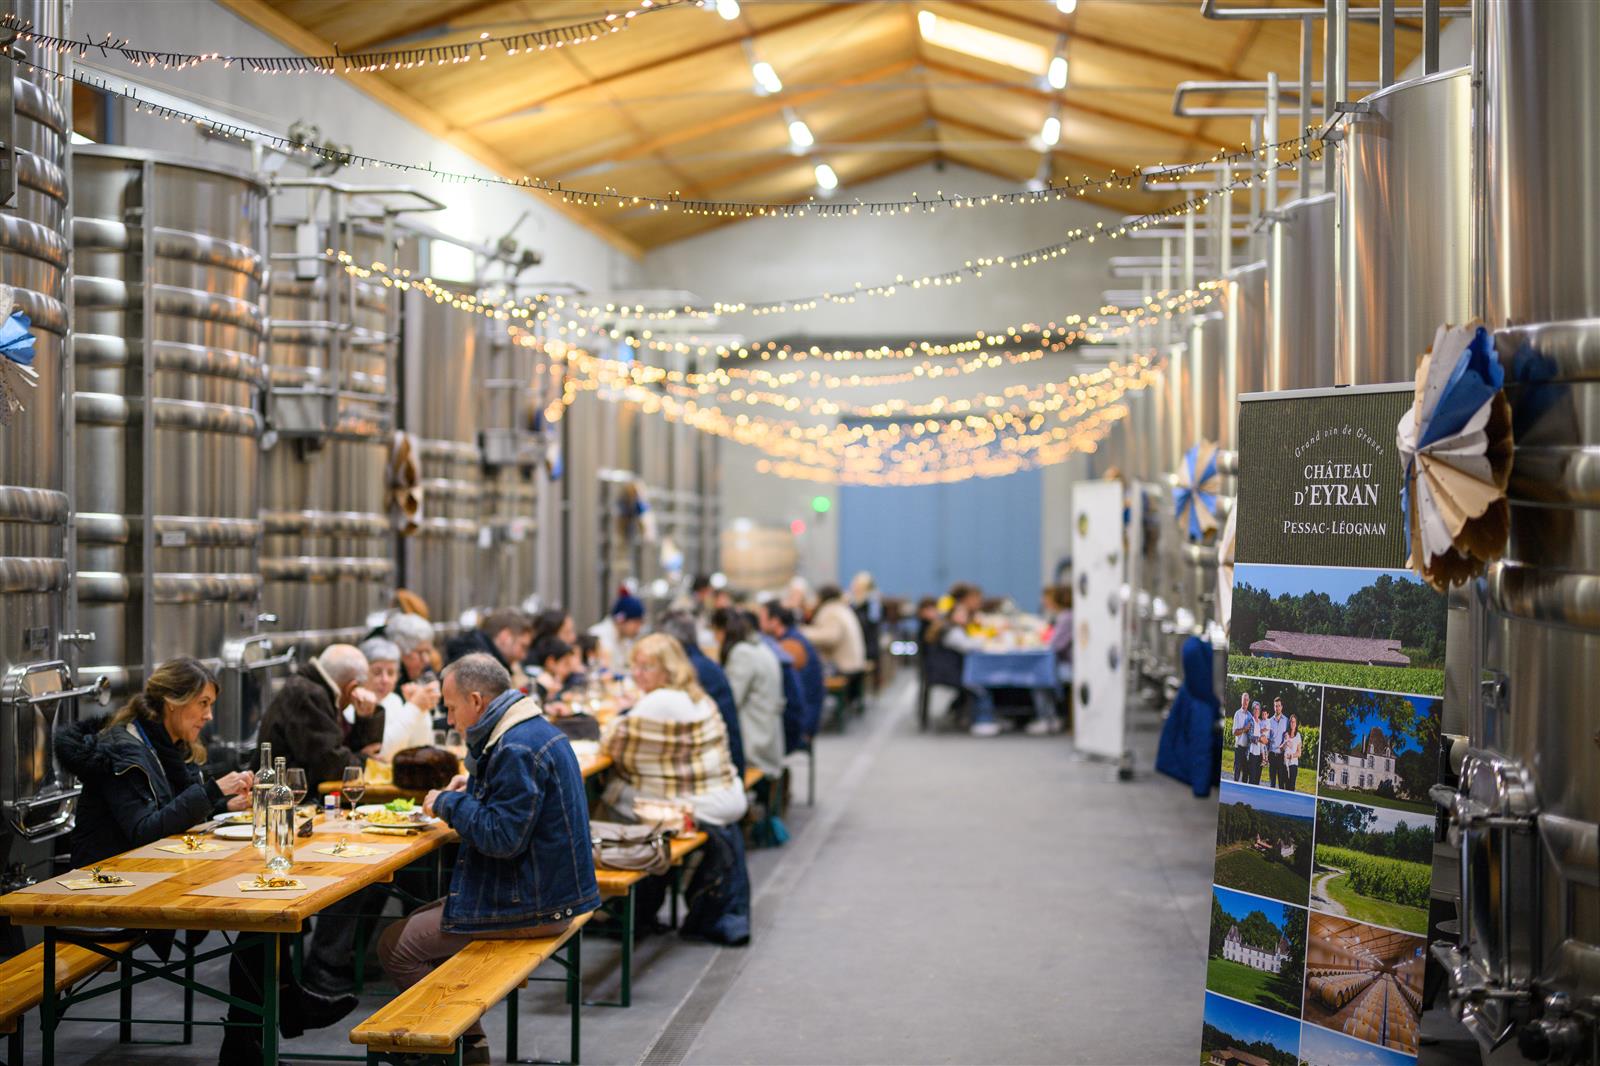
left=54, top=570, right=895, bottom=1065
left=916, top=581, right=1074, bottom=737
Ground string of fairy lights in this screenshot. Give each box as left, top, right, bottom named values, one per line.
left=0, top=3, right=686, bottom=74
left=538, top=339, right=1155, bottom=485
left=0, top=15, right=1275, bottom=483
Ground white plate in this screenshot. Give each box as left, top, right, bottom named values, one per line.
left=213, top=824, right=255, bottom=840
left=214, top=811, right=251, bottom=824
left=361, top=812, right=440, bottom=827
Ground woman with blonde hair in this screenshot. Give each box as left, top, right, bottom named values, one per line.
left=603, top=633, right=751, bottom=944
left=604, top=634, right=745, bottom=827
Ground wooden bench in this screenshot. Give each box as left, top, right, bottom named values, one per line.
left=1, top=937, right=136, bottom=1065
left=588, top=832, right=706, bottom=1009
left=349, top=912, right=589, bottom=1065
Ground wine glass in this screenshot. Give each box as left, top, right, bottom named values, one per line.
left=341, top=766, right=365, bottom=823
left=285, top=767, right=308, bottom=807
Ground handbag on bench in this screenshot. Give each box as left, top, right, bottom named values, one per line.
left=590, top=821, right=673, bottom=876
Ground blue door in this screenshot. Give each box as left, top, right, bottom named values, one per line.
left=838, top=469, right=1042, bottom=607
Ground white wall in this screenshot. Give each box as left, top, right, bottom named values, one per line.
left=74, top=0, right=639, bottom=295
left=641, top=162, right=1126, bottom=593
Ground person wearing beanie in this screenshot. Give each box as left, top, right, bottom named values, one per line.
left=588, top=590, right=646, bottom=670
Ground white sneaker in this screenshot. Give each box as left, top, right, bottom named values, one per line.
left=1025, top=718, right=1061, bottom=736
left=970, top=721, right=1002, bottom=737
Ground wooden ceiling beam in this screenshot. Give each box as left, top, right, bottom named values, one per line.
left=931, top=111, right=1144, bottom=180
left=535, top=58, right=920, bottom=176
left=941, top=0, right=1238, bottom=81
left=215, top=0, right=644, bottom=258
left=922, top=59, right=1203, bottom=150
left=339, top=0, right=513, bottom=52
left=690, top=114, right=932, bottom=194
left=469, top=2, right=856, bottom=127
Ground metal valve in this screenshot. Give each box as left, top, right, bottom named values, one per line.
left=1516, top=994, right=1589, bottom=1064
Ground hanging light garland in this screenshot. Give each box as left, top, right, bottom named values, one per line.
left=534, top=336, right=1160, bottom=485
left=0, top=3, right=684, bottom=74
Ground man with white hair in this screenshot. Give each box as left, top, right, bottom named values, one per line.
left=256, top=642, right=378, bottom=787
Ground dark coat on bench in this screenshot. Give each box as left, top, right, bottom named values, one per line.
left=433, top=690, right=600, bottom=934
left=56, top=714, right=224, bottom=867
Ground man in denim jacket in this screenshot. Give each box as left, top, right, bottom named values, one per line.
left=378, top=653, right=598, bottom=1064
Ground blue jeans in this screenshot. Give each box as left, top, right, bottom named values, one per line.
left=967, top=686, right=1058, bottom=725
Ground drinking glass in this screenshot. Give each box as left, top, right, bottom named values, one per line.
left=285, top=767, right=308, bottom=806
left=341, top=766, right=365, bottom=822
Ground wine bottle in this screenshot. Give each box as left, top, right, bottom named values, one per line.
left=266, top=756, right=294, bottom=872
left=251, top=742, right=275, bottom=852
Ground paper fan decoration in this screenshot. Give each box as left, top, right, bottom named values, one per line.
left=1172, top=441, right=1220, bottom=542
left=1215, top=501, right=1238, bottom=632
left=0, top=286, right=41, bottom=424
left=1397, top=323, right=1513, bottom=591
left=386, top=430, right=423, bottom=536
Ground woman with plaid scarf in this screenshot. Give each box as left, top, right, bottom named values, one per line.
left=602, top=634, right=752, bottom=944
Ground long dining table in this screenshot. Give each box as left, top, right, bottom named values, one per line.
left=0, top=817, right=456, bottom=1066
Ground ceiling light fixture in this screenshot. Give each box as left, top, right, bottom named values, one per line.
left=916, top=9, right=1051, bottom=75
left=814, top=162, right=839, bottom=191
left=788, top=119, right=815, bottom=149
left=1047, top=55, right=1069, bottom=90
left=1056, top=0, right=1078, bottom=14
left=715, top=0, right=740, bottom=20
left=751, top=60, right=782, bottom=94
left=1040, top=115, right=1061, bottom=146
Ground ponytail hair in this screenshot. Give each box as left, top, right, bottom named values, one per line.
left=103, top=656, right=219, bottom=764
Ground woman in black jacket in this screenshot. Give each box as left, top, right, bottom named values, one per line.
left=55, top=657, right=254, bottom=866
left=54, top=657, right=357, bottom=1064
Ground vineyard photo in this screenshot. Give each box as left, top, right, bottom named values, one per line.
left=1228, top=565, right=1445, bottom=697
left=1312, top=800, right=1431, bottom=935
left=1213, top=783, right=1315, bottom=905
left=1317, top=688, right=1442, bottom=816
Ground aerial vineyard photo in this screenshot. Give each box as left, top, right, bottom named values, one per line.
left=1228, top=566, right=1446, bottom=697
left=1311, top=800, right=1431, bottom=935
left=1212, top=783, right=1315, bottom=905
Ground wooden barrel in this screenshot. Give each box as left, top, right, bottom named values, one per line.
left=719, top=525, right=798, bottom=593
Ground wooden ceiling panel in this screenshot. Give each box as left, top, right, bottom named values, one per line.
left=246, top=0, right=1410, bottom=250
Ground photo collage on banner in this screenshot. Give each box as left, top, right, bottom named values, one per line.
left=1201, top=386, right=1445, bottom=1066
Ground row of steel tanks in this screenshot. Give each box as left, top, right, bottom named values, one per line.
left=1, top=121, right=550, bottom=887
left=1430, top=2, right=1600, bottom=1060
left=0, top=0, right=101, bottom=894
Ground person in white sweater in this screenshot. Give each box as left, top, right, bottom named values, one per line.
left=350, top=637, right=438, bottom=761
left=711, top=607, right=785, bottom=778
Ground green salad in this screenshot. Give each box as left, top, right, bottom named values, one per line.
left=385, top=798, right=416, bottom=813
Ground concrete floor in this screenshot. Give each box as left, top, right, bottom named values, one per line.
left=25, top=670, right=1228, bottom=1066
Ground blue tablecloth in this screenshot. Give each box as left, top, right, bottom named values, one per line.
left=961, top=648, right=1058, bottom=691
